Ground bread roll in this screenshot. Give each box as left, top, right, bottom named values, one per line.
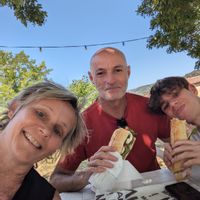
left=109, top=128, right=136, bottom=159
left=170, top=118, right=187, bottom=181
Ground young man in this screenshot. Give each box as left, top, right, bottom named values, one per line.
left=149, top=76, right=200, bottom=173
left=50, top=47, right=170, bottom=192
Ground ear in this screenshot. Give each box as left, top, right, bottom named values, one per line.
left=127, top=65, right=131, bottom=78
left=188, top=84, right=198, bottom=95
left=88, top=71, right=94, bottom=84
left=8, top=100, right=20, bottom=119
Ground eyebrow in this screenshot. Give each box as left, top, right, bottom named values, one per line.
left=42, top=104, right=68, bottom=129
left=95, top=64, right=125, bottom=70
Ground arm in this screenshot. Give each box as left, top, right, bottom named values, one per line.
left=52, top=191, right=61, bottom=200
left=50, top=164, right=92, bottom=192
left=50, top=146, right=117, bottom=192
left=157, top=118, right=170, bottom=144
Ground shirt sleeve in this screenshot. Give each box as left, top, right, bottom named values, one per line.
left=58, top=142, right=88, bottom=171
left=157, top=114, right=170, bottom=139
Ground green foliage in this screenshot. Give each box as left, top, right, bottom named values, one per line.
left=185, top=69, right=200, bottom=78
left=68, top=75, right=97, bottom=110
left=137, top=0, right=200, bottom=69
left=0, top=0, right=47, bottom=26
left=0, top=51, right=51, bottom=108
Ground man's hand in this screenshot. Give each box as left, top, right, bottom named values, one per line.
left=88, top=146, right=118, bottom=173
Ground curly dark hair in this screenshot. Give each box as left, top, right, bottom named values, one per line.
left=149, top=76, right=189, bottom=114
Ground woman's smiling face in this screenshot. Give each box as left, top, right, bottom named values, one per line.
left=4, top=98, right=76, bottom=164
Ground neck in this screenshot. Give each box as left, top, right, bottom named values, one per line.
left=191, top=99, right=200, bottom=127
left=98, top=96, right=127, bottom=119
left=0, top=134, right=32, bottom=199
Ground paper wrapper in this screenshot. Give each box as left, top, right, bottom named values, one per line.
left=89, top=152, right=143, bottom=193
left=95, top=183, right=176, bottom=200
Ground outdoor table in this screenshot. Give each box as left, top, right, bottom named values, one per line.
left=60, top=166, right=200, bottom=200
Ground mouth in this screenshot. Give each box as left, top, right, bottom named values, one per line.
left=23, top=130, right=42, bottom=149
left=105, top=87, right=120, bottom=91
left=174, top=104, right=185, bottom=119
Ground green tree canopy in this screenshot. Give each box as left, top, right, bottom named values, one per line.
left=137, top=0, right=200, bottom=69
left=68, top=75, right=97, bottom=110
left=0, top=0, right=47, bottom=26
left=0, top=51, right=51, bottom=108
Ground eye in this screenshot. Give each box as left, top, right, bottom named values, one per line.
left=36, top=110, right=45, bottom=119
left=96, top=71, right=105, bottom=76
left=115, top=68, right=123, bottom=73
left=171, top=89, right=179, bottom=98
left=53, top=125, right=63, bottom=137
left=161, top=102, right=169, bottom=111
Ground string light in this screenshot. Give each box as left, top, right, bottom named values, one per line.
left=0, top=37, right=149, bottom=51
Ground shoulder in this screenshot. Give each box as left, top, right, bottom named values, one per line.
left=126, top=92, right=149, bottom=103
left=23, top=168, right=55, bottom=199
left=126, top=92, right=149, bottom=111
left=83, top=100, right=101, bottom=119
left=83, top=100, right=98, bottom=113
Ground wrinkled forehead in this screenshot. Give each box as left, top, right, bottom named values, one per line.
left=90, top=48, right=127, bottom=68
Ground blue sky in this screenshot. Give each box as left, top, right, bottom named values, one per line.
left=0, top=0, right=197, bottom=90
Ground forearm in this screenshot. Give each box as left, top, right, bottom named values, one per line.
left=50, top=170, right=92, bottom=192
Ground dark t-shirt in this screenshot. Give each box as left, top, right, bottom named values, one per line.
left=13, top=168, right=55, bottom=200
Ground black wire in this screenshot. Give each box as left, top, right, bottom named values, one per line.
left=0, top=37, right=149, bottom=50
left=116, top=118, right=128, bottom=128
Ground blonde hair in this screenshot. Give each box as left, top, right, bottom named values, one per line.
left=0, top=80, right=87, bottom=154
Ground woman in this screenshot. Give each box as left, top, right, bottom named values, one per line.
left=0, top=81, right=86, bottom=200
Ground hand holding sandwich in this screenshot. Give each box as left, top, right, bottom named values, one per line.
left=88, top=146, right=118, bottom=173
left=88, top=127, right=136, bottom=173
left=163, top=118, right=191, bottom=181
left=172, top=140, right=200, bottom=168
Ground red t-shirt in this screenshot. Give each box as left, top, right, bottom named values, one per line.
left=59, top=93, right=170, bottom=173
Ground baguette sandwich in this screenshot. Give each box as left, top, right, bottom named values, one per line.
left=170, top=118, right=188, bottom=181
left=109, top=128, right=136, bottom=159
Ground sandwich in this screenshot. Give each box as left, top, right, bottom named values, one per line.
left=170, top=118, right=188, bottom=181
left=109, top=127, right=136, bottom=159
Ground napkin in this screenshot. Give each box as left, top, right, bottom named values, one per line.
left=89, top=152, right=143, bottom=193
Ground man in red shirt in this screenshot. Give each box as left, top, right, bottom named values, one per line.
left=50, top=47, right=170, bottom=192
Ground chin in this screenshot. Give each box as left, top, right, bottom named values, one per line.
left=104, top=96, right=122, bottom=101
left=104, top=93, right=124, bottom=101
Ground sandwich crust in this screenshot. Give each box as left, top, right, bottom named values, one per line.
left=109, top=128, right=135, bottom=159
left=170, top=118, right=188, bottom=181
left=109, top=128, right=130, bottom=153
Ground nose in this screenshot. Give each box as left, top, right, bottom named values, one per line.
left=38, top=126, right=50, bottom=138
left=169, top=99, right=179, bottom=112
left=105, top=73, right=116, bottom=85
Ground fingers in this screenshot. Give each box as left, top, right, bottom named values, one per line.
left=163, top=143, right=173, bottom=169
left=89, top=146, right=118, bottom=162
left=88, top=146, right=118, bottom=173
left=183, top=158, right=200, bottom=168
left=169, top=140, right=200, bottom=171
left=171, top=141, right=200, bottom=166
left=172, top=140, right=200, bottom=149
